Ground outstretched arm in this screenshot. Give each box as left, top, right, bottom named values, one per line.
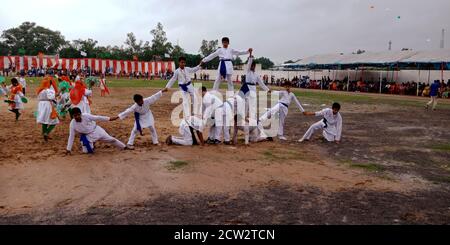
left=256, top=76, right=270, bottom=92
left=292, top=94, right=305, bottom=113
left=202, top=49, right=220, bottom=63
left=165, top=71, right=178, bottom=89
left=232, top=48, right=252, bottom=56
left=85, top=114, right=111, bottom=122
left=187, top=65, right=202, bottom=74
left=118, top=105, right=136, bottom=120
left=144, top=91, right=163, bottom=105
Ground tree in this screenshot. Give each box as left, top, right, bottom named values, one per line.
left=150, top=22, right=173, bottom=58
left=255, top=57, right=275, bottom=69
left=199, top=39, right=219, bottom=69
left=171, top=44, right=185, bottom=66
left=0, top=41, right=9, bottom=55
left=1, top=22, right=66, bottom=55
left=233, top=56, right=243, bottom=66
left=73, top=38, right=98, bottom=57
left=199, top=39, right=218, bottom=57
left=125, top=32, right=143, bottom=58
left=284, top=60, right=295, bottom=64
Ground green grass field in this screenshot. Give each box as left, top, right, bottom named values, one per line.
left=5, top=76, right=450, bottom=110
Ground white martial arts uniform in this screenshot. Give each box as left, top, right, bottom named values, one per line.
left=202, top=92, right=224, bottom=140
left=238, top=123, right=261, bottom=145
left=301, top=108, right=342, bottom=142
left=212, top=96, right=246, bottom=142
left=258, top=91, right=305, bottom=138
left=36, top=89, right=59, bottom=125
left=239, top=57, right=270, bottom=121
left=166, top=66, right=202, bottom=118
left=66, top=113, right=126, bottom=153
left=239, top=57, right=270, bottom=97
left=202, top=47, right=249, bottom=91
left=171, top=116, right=205, bottom=146
left=118, top=91, right=162, bottom=146
left=71, top=89, right=92, bottom=114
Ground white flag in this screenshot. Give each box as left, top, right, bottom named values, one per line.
left=80, top=51, right=87, bottom=57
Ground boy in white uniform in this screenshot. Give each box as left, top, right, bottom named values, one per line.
left=66, top=108, right=128, bottom=154
left=201, top=37, right=252, bottom=91
left=212, top=95, right=245, bottom=145
left=166, top=116, right=205, bottom=146
left=258, top=82, right=305, bottom=141
left=201, top=87, right=224, bottom=144
left=165, top=57, right=202, bottom=118
left=238, top=54, right=271, bottom=124
left=118, top=88, right=168, bottom=149
left=238, top=54, right=271, bottom=98
left=299, top=103, right=343, bottom=143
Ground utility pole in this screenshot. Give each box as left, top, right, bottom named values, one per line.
left=388, top=40, right=392, bottom=51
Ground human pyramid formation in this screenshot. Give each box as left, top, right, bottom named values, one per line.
left=1, top=37, right=343, bottom=155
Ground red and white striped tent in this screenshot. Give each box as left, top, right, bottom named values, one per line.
left=0, top=56, right=175, bottom=74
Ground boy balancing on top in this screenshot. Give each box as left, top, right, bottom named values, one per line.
left=117, top=88, right=168, bottom=149
left=201, top=37, right=253, bottom=92
left=299, top=103, right=343, bottom=144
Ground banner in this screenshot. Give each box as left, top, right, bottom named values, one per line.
left=0, top=55, right=174, bottom=75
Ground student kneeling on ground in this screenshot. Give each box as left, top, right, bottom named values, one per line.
left=66, top=107, right=130, bottom=155
left=166, top=116, right=205, bottom=146
left=299, top=103, right=342, bottom=144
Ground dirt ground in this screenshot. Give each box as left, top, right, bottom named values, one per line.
left=1, top=85, right=450, bottom=224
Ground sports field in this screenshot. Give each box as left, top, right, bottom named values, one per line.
left=1, top=78, right=450, bottom=224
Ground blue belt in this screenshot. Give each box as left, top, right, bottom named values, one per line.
left=134, top=112, right=143, bottom=135
left=240, top=82, right=256, bottom=94
left=280, top=102, right=289, bottom=108
left=80, top=134, right=94, bottom=154
left=219, top=59, right=232, bottom=78
left=179, top=82, right=192, bottom=92
left=323, top=118, right=328, bottom=128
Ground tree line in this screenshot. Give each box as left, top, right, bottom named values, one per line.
left=0, top=22, right=275, bottom=69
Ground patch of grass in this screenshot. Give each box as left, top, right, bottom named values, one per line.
left=262, top=150, right=314, bottom=162
left=167, top=160, right=189, bottom=171
left=431, top=176, right=450, bottom=184
left=431, top=144, right=450, bottom=152
left=350, top=163, right=385, bottom=172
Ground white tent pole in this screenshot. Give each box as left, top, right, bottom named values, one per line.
left=347, top=69, right=350, bottom=91
left=428, top=67, right=431, bottom=84
left=417, top=67, right=421, bottom=96
left=379, top=70, right=382, bottom=94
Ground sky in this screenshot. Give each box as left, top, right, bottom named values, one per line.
left=1, top=0, right=449, bottom=64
